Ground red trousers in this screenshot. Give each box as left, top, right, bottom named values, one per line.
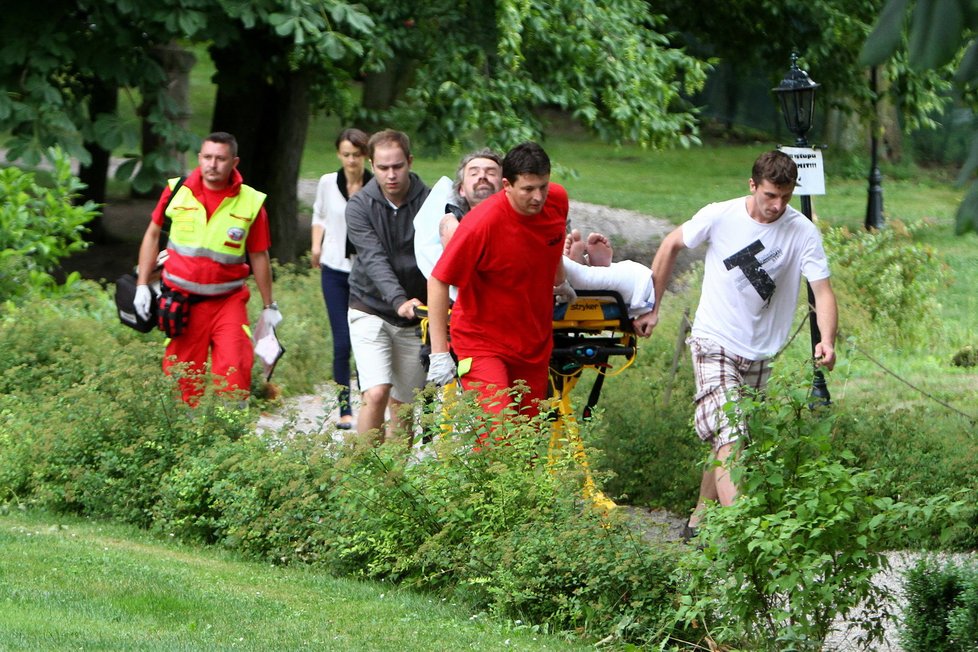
left=458, top=354, right=549, bottom=417
left=163, top=286, right=253, bottom=404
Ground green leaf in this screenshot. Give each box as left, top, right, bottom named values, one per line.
left=859, top=0, right=910, bottom=66
left=112, top=157, right=139, bottom=182
left=908, top=0, right=965, bottom=70
left=177, top=11, right=205, bottom=38
left=322, top=33, right=346, bottom=60
left=268, top=12, right=295, bottom=37
left=0, top=94, right=12, bottom=121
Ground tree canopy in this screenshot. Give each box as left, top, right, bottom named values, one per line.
left=358, top=0, right=706, bottom=152
left=3, top=1, right=708, bottom=260
left=658, top=0, right=953, bottom=138
left=0, top=1, right=370, bottom=186
left=861, top=0, right=978, bottom=234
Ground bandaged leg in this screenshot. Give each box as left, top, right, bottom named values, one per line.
left=562, top=257, right=655, bottom=318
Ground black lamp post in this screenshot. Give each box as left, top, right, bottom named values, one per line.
left=773, top=54, right=831, bottom=405
left=865, top=66, right=885, bottom=231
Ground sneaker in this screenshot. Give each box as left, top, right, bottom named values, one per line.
left=680, top=520, right=699, bottom=543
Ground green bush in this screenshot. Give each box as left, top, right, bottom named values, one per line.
left=318, top=394, right=683, bottom=643
left=0, top=280, right=116, bottom=398
left=14, top=365, right=254, bottom=526
left=902, top=557, right=978, bottom=651
left=0, top=282, right=254, bottom=524
left=672, top=372, right=966, bottom=652
left=833, top=406, right=978, bottom=549
left=0, top=149, right=98, bottom=303
left=152, top=386, right=686, bottom=644
left=823, top=220, right=950, bottom=349
left=487, top=503, right=680, bottom=644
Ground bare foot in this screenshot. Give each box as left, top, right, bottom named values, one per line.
left=585, top=232, right=613, bottom=267
left=564, top=228, right=587, bottom=264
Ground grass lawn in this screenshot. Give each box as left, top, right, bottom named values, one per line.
left=0, top=510, right=585, bottom=652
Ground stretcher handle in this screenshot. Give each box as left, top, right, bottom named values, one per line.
left=550, top=344, right=635, bottom=362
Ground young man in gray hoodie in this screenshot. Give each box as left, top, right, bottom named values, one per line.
left=345, top=129, right=431, bottom=439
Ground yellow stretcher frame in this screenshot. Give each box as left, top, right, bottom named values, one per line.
left=417, top=290, right=638, bottom=510
left=548, top=291, right=637, bottom=510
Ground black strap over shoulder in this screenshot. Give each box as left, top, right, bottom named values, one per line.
left=159, top=176, right=187, bottom=250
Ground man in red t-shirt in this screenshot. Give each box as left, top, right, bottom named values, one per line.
left=426, top=142, right=570, bottom=415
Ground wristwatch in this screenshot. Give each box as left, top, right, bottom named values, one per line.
left=264, top=301, right=278, bottom=310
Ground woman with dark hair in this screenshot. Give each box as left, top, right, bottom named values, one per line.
left=311, top=128, right=372, bottom=429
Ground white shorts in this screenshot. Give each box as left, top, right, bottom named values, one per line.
left=348, top=309, right=425, bottom=403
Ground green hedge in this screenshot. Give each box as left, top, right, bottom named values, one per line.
left=902, top=557, right=978, bottom=651
left=0, top=285, right=683, bottom=645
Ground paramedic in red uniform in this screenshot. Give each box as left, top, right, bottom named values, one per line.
left=133, top=131, right=277, bottom=404
left=426, top=142, right=571, bottom=415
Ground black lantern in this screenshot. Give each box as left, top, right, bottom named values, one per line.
left=773, top=53, right=820, bottom=143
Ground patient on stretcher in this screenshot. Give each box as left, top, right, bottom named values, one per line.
left=562, top=230, right=654, bottom=318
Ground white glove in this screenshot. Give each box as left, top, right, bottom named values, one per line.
left=427, top=352, right=456, bottom=386
left=134, top=284, right=153, bottom=320
left=553, top=279, right=577, bottom=304
left=262, top=306, right=283, bottom=329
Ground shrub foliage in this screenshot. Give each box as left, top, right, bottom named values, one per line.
left=672, top=373, right=970, bottom=651
left=902, top=557, right=978, bottom=651
left=823, top=220, right=950, bottom=348
left=0, top=149, right=97, bottom=303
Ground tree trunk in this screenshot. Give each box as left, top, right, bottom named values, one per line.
left=360, top=59, right=416, bottom=132
left=260, top=70, right=310, bottom=264
left=78, top=79, right=117, bottom=243
left=210, top=41, right=308, bottom=264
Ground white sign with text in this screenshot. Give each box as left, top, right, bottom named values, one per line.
left=779, top=146, right=825, bottom=196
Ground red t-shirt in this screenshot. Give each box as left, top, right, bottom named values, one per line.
left=151, top=168, right=271, bottom=253
left=432, top=183, right=569, bottom=366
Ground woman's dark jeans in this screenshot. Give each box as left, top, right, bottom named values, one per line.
left=321, top=265, right=354, bottom=417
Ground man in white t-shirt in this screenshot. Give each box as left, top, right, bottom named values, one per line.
left=646, top=150, right=838, bottom=539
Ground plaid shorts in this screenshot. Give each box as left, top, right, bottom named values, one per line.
left=688, top=336, right=771, bottom=450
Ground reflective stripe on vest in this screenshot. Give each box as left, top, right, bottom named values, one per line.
left=163, top=272, right=249, bottom=296
left=168, top=242, right=247, bottom=265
